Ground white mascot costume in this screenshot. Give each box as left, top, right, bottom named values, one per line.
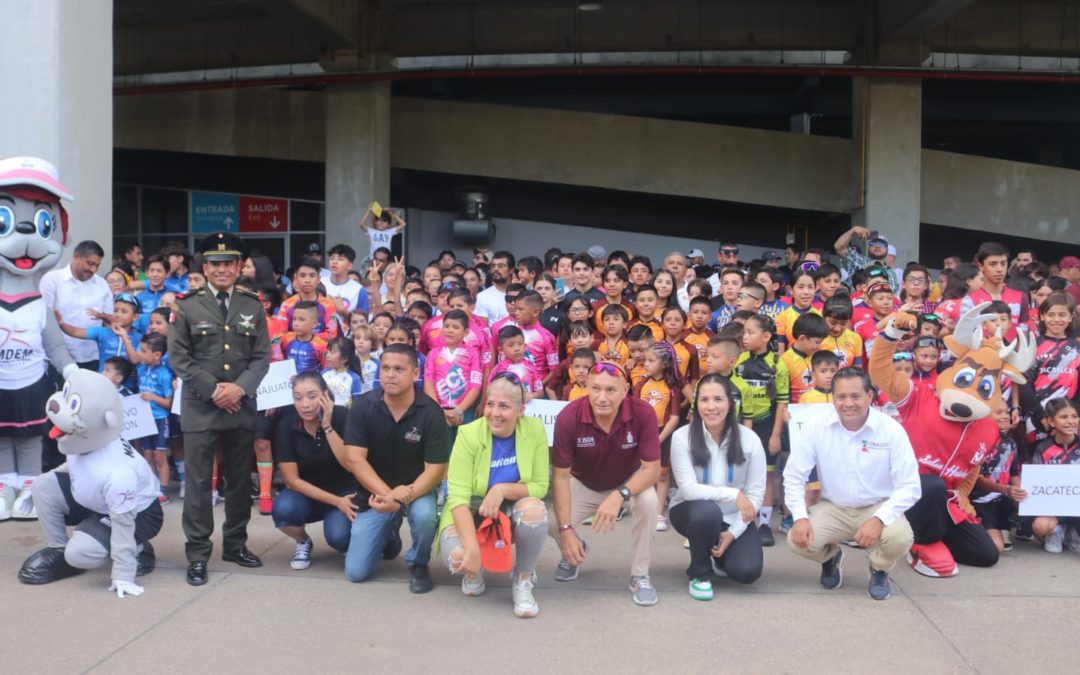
left=17, top=370, right=162, bottom=597
left=0, top=157, right=76, bottom=520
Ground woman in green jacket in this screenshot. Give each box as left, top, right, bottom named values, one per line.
left=438, top=373, right=550, bottom=618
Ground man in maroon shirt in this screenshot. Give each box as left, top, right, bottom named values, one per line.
left=549, top=363, right=661, bottom=606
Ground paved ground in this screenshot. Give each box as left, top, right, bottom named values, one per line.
left=4, top=501, right=1079, bottom=674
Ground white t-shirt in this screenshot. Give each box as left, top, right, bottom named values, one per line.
left=322, top=276, right=363, bottom=313
left=367, top=226, right=399, bottom=254
left=0, top=296, right=49, bottom=389
left=68, top=438, right=161, bottom=515
left=475, top=285, right=509, bottom=322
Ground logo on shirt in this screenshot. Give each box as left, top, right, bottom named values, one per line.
left=622, top=430, right=637, bottom=450
left=577, top=436, right=596, bottom=448
left=404, top=426, right=422, bottom=443
left=238, top=313, right=256, bottom=332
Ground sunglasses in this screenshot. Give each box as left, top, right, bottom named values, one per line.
left=914, top=337, right=942, bottom=350
left=114, top=292, right=142, bottom=313
left=892, top=352, right=914, bottom=362
left=720, top=248, right=740, bottom=256
left=799, top=261, right=820, bottom=272
left=490, top=370, right=527, bottom=399
left=867, top=267, right=889, bottom=278
left=919, top=313, right=941, bottom=324
left=591, top=362, right=625, bottom=379
left=439, top=282, right=460, bottom=292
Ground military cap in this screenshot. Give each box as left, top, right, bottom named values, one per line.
left=197, top=232, right=247, bottom=262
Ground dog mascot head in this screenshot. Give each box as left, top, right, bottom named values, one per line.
left=45, top=370, right=123, bottom=456
left=0, top=156, right=71, bottom=279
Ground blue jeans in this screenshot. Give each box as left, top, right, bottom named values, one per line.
left=344, top=491, right=438, bottom=582
left=272, top=487, right=352, bottom=553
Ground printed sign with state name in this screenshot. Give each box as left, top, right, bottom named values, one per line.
left=121, top=395, right=157, bottom=441
left=256, top=359, right=298, bottom=411
left=524, top=399, right=569, bottom=446
left=1019, top=464, right=1080, bottom=517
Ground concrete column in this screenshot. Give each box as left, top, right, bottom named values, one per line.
left=0, top=0, right=113, bottom=265
left=324, top=83, right=391, bottom=258
left=851, top=78, right=922, bottom=267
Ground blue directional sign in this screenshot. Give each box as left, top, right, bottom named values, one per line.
left=191, top=192, right=239, bottom=233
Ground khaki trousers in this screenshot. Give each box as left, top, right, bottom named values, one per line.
left=787, top=500, right=913, bottom=572
left=549, top=477, right=657, bottom=577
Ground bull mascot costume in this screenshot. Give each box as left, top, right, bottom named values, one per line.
left=0, top=157, right=76, bottom=521
left=870, top=301, right=1035, bottom=577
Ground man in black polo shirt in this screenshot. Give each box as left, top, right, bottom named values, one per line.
left=343, top=344, right=449, bottom=593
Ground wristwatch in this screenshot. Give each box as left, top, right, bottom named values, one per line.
left=617, top=485, right=632, bottom=502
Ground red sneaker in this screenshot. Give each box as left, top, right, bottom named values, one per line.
left=907, top=542, right=958, bottom=578
left=259, top=496, right=273, bottom=516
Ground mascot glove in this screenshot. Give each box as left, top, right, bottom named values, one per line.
left=882, top=317, right=908, bottom=342
left=109, top=579, right=145, bottom=598
left=62, top=363, right=79, bottom=380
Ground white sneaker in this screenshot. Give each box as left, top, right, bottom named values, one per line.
left=291, top=538, right=313, bottom=570
left=512, top=576, right=539, bottom=618
left=179, top=480, right=186, bottom=500
left=12, top=480, right=36, bottom=520
left=0, top=483, right=14, bottom=521
left=211, top=490, right=222, bottom=507
left=656, top=515, right=669, bottom=532
left=1065, top=527, right=1080, bottom=554
left=1045, top=525, right=1065, bottom=554
left=461, top=574, right=486, bottom=597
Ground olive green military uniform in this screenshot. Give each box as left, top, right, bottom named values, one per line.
left=169, top=285, right=270, bottom=563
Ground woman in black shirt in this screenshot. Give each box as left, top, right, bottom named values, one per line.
left=272, top=372, right=357, bottom=570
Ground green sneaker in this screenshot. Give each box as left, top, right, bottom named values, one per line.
left=688, top=577, right=713, bottom=601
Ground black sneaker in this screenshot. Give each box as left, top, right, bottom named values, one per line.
left=409, top=564, right=433, bottom=594
left=820, top=548, right=843, bottom=590
left=758, top=523, right=775, bottom=547
left=867, top=567, right=891, bottom=600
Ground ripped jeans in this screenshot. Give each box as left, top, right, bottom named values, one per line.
left=440, top=497, right=549, bottom=577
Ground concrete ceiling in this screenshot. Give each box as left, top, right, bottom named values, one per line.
left=113, top=0, right=1080, bottom=75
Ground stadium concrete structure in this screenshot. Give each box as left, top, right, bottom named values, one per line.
left=5, top=0, right=1080, bottom=268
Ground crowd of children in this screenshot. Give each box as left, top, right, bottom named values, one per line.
left=53, top=221, right=1080, bottom=559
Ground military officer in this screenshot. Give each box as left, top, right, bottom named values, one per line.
left=168, top=232, right=270, bottom=586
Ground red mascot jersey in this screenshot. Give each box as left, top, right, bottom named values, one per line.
left=896, top=383, right=998, bottom=490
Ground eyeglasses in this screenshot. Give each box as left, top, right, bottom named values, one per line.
left=737, top=292, right=764, bottom=302
left=568, top=305, right=590, bottom=314
left=906, top=277, right=928, bottom=285
left=799, top=261, right=820, bottom=272
left=490, top=371, right=526, bottom=400
left=892, top=352, right=914, bottom=362
left=720, top=248, right=740, bottom=256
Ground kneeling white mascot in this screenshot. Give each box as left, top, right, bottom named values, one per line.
left=18, top=370, right=162, bottom=597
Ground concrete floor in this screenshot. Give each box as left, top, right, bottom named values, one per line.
left=4, top=501, right=1078, bottom=674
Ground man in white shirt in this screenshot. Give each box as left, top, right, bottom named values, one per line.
left=474, top=250, right=515, bottom=322
left=39, top=240, right=113, bottom=370
left=784, top=367, right=920, bottom=601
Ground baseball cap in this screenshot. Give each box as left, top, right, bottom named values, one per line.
left=0, top=156, right=74, bottom=202
left=587, top=245, right=607, bottom=260
left=762, top=249, right=783, bottom=261
left=308, top=242, right=322, bottom=254
left=1059, top=256, right=1080, bottom=270
left=687, top=248, right=704, bottom=258
left=887, top=244, right=897, bottom=257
